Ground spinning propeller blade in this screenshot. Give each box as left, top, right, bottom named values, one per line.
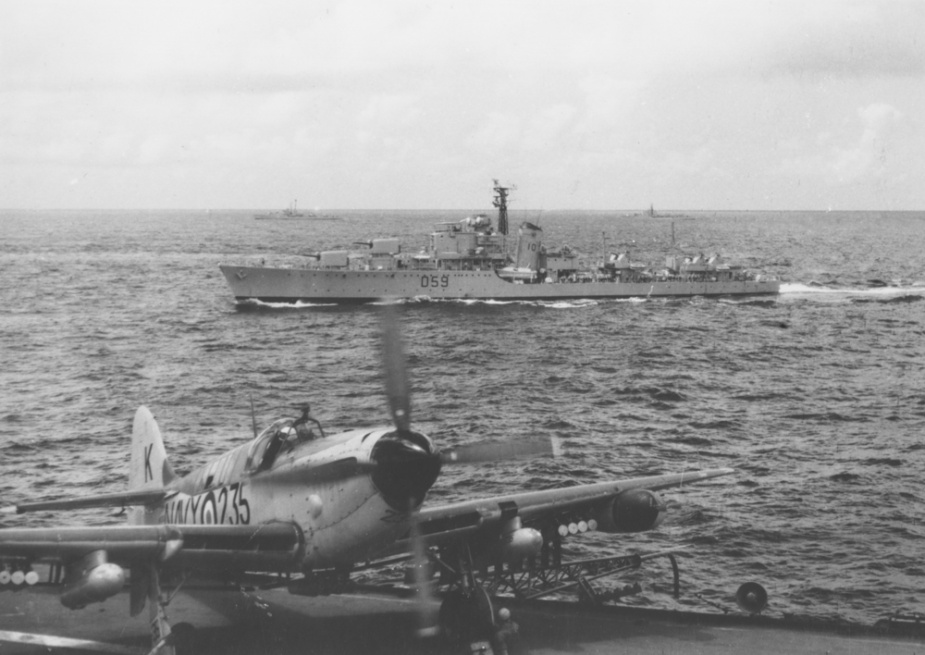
left=409, top=499, right=439, bottom=637
left=379, top=305, right=438, bottom=635
left=0, top=630, right=141, bottom=655
left=249, top=396, right=259, bottom=439
left=441, top=436, right=562, bottom=464
left=273, top=306, right=559, bottom=494
left=380, top=304, right=412, bottom=434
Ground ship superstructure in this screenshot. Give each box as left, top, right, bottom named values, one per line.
left=221, top=183, right=779, bottom=303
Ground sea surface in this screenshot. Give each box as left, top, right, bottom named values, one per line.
left=1, top=208, right=924, bottom=626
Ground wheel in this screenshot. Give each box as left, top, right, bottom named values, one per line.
left=439, top=587, right=495, bottom=645
left=168, top=622, right=196, bottom=655
left=439, top=591, right=466, bottom=643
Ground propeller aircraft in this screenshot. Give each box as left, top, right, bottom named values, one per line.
left=0, top=309, right=733, bottom=654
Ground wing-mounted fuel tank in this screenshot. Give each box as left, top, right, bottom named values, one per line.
left=60, top=550, right=125, bottom=609
left=591, top=489, right=667, bottom=533
left=499, top=516, right=542, bottom=564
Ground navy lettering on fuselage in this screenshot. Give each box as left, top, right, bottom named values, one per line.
left=164, top=482, right=251, bottom=526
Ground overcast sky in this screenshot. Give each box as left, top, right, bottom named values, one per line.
left=2, top=1, right=923, bottom=210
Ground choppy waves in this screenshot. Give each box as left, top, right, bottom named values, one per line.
left=1, top=208, right=924, bottom=624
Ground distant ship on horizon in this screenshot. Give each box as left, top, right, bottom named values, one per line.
left=254, top=199, right=340, bottom=221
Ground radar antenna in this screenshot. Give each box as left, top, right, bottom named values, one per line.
left=492, top=179, right=515, bottom=236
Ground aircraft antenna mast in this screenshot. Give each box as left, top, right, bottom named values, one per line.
left=492, top=179, right=515, bottom=236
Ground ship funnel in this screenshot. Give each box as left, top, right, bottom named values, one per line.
left=514, top=222, right=543, bottom=270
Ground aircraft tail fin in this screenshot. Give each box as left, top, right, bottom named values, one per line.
left=130, top=406, right=176, bottom=491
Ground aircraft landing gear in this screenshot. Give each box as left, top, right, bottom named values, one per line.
left=166, top=622, right=196, bottom=655
left=136, top=564, right=195, bottom=655
left=439, top=586, right=495, bottom=648
left=141, top=565, right=176, bottom=655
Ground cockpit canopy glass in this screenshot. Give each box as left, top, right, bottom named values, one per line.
left=245, top=418, right=315, bottom=473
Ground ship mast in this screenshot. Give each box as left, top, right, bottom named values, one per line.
left=492, top=179, right=515, bottom=236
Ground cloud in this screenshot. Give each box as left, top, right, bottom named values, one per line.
left=574, top=75, right=645, bottom=140
left=777, top=102, right=903, bottom=184
left=858, top=102, right=903, bottom=131
left=2, top=1, right=924, bottom=209
left=358, top=94, right=423, bottom=131
left=661, top=146, right=724, bottom=180
left=524, top=104, right=578, bottom=151
left=831, top=103, right=902, bottom=181
left=468, top=113, right=523, bottom=155
left=763, top=2, right=925, bottom=78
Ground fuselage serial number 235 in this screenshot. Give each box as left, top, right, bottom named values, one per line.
left=164, top=482, right=251, bottom=525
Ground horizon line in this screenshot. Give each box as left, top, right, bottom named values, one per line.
left=1, top=207, right=922, bottom=213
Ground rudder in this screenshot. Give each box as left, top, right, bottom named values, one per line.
left=130, top=406, right=176, bottom=491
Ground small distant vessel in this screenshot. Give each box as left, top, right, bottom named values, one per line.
left=254, top=199, right=340, bottom=221
left=223, top=182, right=779, bottom=304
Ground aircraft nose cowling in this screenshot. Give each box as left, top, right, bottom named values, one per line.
left=370, top=432, right=441, bottom=509
left=593, top=489, right=666, bottom=533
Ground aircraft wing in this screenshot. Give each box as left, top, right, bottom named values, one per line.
left=414, top=468, right=733, bottom=546
left=0, top=522, right=303, bottom=572
left=6, top=489, right=172, bottom=514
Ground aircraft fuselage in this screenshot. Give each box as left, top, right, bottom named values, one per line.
left=141, top=424, right=420, bottom=570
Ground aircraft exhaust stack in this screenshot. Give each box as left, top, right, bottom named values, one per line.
left=60, top=550, right=125, bottom=609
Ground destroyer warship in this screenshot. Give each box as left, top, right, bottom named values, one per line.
left=254, top=199, right=340, bottom=221
left=221, top=183, right=779, bottom=304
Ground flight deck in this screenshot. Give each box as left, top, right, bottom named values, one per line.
left=2, top=587, right=923, bottom=655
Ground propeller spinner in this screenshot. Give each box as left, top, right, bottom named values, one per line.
left=287, top=306, right=559, bottom=495
left=373, top=305, right=442, bottom=508
left=377, top=304, right=560, bottom=637
left=378, top=305, right=444, bottom=636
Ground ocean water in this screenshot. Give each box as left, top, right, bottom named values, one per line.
left=1, top=208, right=924, bottom=625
